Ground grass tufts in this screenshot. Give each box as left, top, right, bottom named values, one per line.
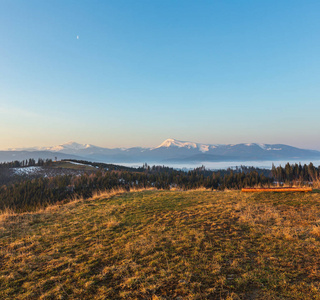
left=1, top=190, right=320, bottom=299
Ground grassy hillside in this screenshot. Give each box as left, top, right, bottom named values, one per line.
left=51, top=161, right=98, bottom=172
left=1, top=190, right=320, bottom=299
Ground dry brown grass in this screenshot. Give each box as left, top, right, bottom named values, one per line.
left=1, top=190, right=320, bottom=299
left=312, top=180, right=320, bottom=189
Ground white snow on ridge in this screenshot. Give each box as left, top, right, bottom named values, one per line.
left=257, top=143, right=267, bottom=150
left=7, top=141, right=94, bottom=152
left=256, top=143, right=282, bottom=151
left=47, top=141, right=93, bottom=152
left=66, top=161, right=95, bottom=167
left=199, top=144, right=209, bottom=153
left=266, top=147, right=282, bottom=151
left=154, top=138, right=214, bottom=152
left=5, top=139, right=289, bottom=154
left=7, top=147, right=42, bottom=151
left=13, top=166, right=42, bottom=175
left=49, top=145, right=64, bottom=151
left=155, top=139, right=198, bottom=149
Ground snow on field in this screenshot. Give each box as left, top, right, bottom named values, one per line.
left=66, top=161, right=95, bottom=168
left=13, top=166, right=42, bottom=175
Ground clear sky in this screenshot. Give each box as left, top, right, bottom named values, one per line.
left=1, top=0, right=320, bottom=150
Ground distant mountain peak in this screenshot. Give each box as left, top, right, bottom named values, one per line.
left=62, top=141, right=92, bottom=149
left=155, top=138, right=198, bottom=149
left=154, top=138, right=217, bottom=153
left=45, top=142, right=94, bottom=152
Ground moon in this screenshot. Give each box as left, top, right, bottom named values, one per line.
left=76, top=35, right=79, bottom=39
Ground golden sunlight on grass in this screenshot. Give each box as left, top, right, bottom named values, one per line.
left=1, top=190, right=320, bottom=299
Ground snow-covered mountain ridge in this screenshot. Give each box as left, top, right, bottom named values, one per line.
left=3, top=138, right=320, bottom=164
left=47, top=141, right=93, bottom=152
left=7, top=142, right=103, bottom=155
left=153, top=139, right=285, bottom=152
left=7, top=139, right=288, bottom=153
left=153, top=138, right=217, bottom=152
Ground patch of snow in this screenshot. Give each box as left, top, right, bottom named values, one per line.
left=46, top=141, right=94, bottom=152
left=257, top=143, right=267, bottom=150
left=49, top=145, right=64, bottom=151
left=199, top=145, right=209, bottom=153
left=154, top=138, right=198, bottom=149
left=154, top=138, right=218, bottom=152
left=13, top=166, right=42, bottom=175
left=266, top=148, right=282, bottom=151
left=66, top=161, right=94, bottom=167
left=7, top=146, right=42, bottom=151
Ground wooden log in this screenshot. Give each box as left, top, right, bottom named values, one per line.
left=241, top=187, right=312, bottom=193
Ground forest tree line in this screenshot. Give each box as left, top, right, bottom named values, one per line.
left=0, top=160, right=319, bottom=213
left=0, top=158, right=54, bottom=168
left=271, top=162, right=319, bottom=183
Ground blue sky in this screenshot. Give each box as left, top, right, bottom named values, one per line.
left=1, top=0, right=320, bottom=149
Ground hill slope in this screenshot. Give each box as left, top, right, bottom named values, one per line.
left=1, top=190, right=320, bottom=299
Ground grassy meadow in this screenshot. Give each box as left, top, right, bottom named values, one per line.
left=51, top=161, right=98, bottom=172
left=1, top=189, right=320, bottom=299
